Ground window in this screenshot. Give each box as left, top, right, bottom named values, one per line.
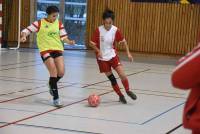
left=36, top=0, right=87, bottom=49
left=64, top=0, right=87, bottom=49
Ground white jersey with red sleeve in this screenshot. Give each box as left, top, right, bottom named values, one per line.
left=91, top=25, right=125, bottom=61
left=172, top=43, right=200, bottom=89
left=21, top=19, right=68, bottom=41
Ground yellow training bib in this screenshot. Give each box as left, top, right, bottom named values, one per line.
left=37, top=19, right=63, bottom=52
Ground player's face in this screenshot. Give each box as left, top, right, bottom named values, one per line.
left=48, top=12, right=59, bottom=22
left=103, top=18, right=113, bottom=30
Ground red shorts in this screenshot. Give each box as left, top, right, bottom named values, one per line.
left=97, top=56, right=121, bottom=73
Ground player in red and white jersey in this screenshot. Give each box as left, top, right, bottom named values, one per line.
left=172, top=43, right=200, bottom=134
left=90, top=9, right=137, bottom=104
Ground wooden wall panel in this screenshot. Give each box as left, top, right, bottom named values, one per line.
left=3, top=0, right=200, bottom=55
left=3, top=0, right=30, bottom=46
left=86, top=0, right=200, bottom=55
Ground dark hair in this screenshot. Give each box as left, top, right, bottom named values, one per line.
left=46, top=6, right=59, bottom=15
left=102, top=9, right=115, bottom=20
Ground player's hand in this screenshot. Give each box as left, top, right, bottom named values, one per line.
left=69, top=40, right=75, bottom=45
left=97, top=51, right=103, bottom=59
left=20, top=36, right=27, bottom=42
left=127, top=53, right=133, bottom=62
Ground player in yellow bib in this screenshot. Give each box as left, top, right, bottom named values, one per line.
left=20, top=6, right=75, bottom=107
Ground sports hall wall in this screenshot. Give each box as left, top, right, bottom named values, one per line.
left=2, top=0, right=200, bottom=55
left=2, top=0, right=31, bottom=48
left=86, top=0, right=200, bottom=55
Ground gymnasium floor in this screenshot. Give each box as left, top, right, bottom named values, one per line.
left=0, top=49, right=192, bottom=134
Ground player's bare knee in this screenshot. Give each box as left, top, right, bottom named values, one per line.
left=58, top=71, right=65, bottom=77
left=50, top=67, right=58, bottom=77
left=120, top=74, right=127, bottom=80
left=105, top=72, right=112, bottom=76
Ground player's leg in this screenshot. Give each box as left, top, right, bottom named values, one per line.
left=114, top=65, right=137, bottom=100
left=54, top=53, right=65, bottom=82
left=97, top=58, right=127, bottom=104
left=112, top=56, right=137, bottom=100
left=105, top=71, right=127, bottom=104
left=42, top=53, right=61, bottom=107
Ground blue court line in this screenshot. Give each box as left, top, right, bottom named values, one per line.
left=0, top=121, right=102, bottom=134
left=0, top=107, right=140, bottom=125
left=0, top=101, right=185, bottom=126
left=141, top=102, right=185, bottom=125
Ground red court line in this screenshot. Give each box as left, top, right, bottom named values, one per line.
left=0, top=75, right=81, bottom=85
left=81, top=69, right=150, bottom=88
left=0, top=84, right=75, bottom=104
left=0, top=70, right=149, bottom=128
left=0, top=80, right=97, bottom=98
left=0, top=78, right=46, bottom=84
left=0, top=90, right=113, bottom=128
left=92, top=84, right=186, bottom=96
left=0, top=60, right=37, bottom=67
left=0, top=63, right=43, bottom=71
left=135, top=92, right=186, bottom=99
left=0, top=70, right=147, bottom=128
left=0, top=82, right=84, bottom=97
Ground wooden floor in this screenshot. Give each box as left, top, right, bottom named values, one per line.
left=0, top=49, right=191, bottom=134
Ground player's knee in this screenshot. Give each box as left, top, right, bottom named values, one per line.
left=117, top=72, right=126, bottom=80
left=50, top=67, right=58, bottom=77
left=107, top=74, right=117, bottom=85
left=120, top=75, right=127, bottom=81
left=58, top=72, right=64, bottom=77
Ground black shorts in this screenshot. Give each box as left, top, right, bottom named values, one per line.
left=41, top=51, right=63, bottom=62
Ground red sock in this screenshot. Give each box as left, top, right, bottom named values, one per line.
left=112, top=84, right=123, bottom=96
left=121, top=78, right=130, bottom=92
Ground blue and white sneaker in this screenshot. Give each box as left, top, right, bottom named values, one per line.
left=53, top=99, right=63, bottom=107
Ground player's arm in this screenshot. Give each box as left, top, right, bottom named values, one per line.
left=172, top=47, right=200, bottom=90
left=89, top=41, right=102, bottom=58
left=89, top=28, right=102, bottom=58
left=116, top=29, right=133, bottom=62
left=59, top=21, right=75, bottom=45
left=20, top=21, right=40, bottom=42
left=119, top=40, right=133, bottom=62
left=89, top=41, right=100, bottom=53
left=62, top=36, right=75, bottom=45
